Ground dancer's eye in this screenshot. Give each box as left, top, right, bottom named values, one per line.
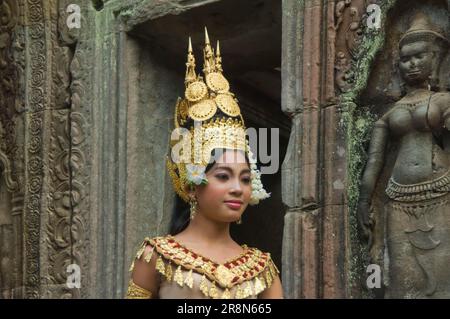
left=216, top=174, right=229, bottom=180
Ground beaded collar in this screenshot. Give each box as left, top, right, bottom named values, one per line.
left=129, top=235, right=279, bottom=299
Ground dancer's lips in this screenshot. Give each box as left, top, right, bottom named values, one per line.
left=224, top=200, right=243, bottom=210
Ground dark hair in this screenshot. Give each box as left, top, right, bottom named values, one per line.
left=169, top=148, right=250, bottom=235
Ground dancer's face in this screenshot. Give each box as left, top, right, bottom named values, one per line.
left=192, top=149, right=252, bottom=223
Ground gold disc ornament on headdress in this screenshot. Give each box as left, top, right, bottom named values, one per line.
left=188, top=99, right=218, bottom=121
left=166, top=28, right=270, bottom=205
left=185, top=81, right=208, bottom=102
left=215, top=93, right=240, bottom=117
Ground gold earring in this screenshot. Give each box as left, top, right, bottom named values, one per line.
left=190, top=198, right=197, bottom=220
left=236, top=217, right=242, bottom=225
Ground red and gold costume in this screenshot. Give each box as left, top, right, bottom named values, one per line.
left=127, top=236, right=279, bottom=299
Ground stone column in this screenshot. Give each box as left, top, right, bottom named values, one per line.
left=281, top=0, right=373, bottom=298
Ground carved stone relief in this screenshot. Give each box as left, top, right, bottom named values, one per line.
left=335, top=0, right=365, bottom=93
left=44, top=0, right=91, bottom=298
left=357, top=2, right=450, bottom=298
left=0, top=0, right=23, bottom=299
left=0, top=151, right=16, bottom=299
left=23, top=0, right=47, bottom=298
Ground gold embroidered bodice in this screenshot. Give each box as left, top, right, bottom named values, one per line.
left=128, top=235, right=279, bottom=299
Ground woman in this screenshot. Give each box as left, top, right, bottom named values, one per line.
left=126, top=29, right=283, bottom=299
left=357, top=13, right=450, bottom=298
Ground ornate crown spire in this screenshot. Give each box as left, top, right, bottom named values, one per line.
left=203, top=27, right=216, bottom=75
left=215, top=40, right=223, bottom=73
left=185, top=37, right=197, bottom=86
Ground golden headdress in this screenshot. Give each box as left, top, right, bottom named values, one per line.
left=166, top=28, right=269, bottom=205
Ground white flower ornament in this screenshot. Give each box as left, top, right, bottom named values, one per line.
left=246, top=143, right=271, bottom=205
left=186, top=164, right=208, bottom=186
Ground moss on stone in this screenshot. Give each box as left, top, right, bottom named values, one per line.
left=342, top=104, right=376, bottom=298
left=339, top=0, right=398, bottom=298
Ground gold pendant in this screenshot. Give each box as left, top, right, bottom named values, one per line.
left=221, top=288, right=231, bottom=299
left=244, top=281, right=253, bottom=298
left=265, top=268, right=273, bottom=287
left=136, top=244, right=146, bottom=260
left=235, top=284, right=245, bottom=299
left=209, top=281, right=219, bottom=299
left=144, top=247, right=154, bottom=263
left=214, top=265, right=234, bottom=288
left=156, top=255, right=165, bottom=275
left=174, top=265, right=184, bottom=287
left=253, top=277, right=265, bottom=295
left=184, top=269, right=194, bottom=289
left=128, top=260, right=135, bottom=272
left=199, top=275, right=209, bottom=297
left=165, top=263, right=173, bottom=282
